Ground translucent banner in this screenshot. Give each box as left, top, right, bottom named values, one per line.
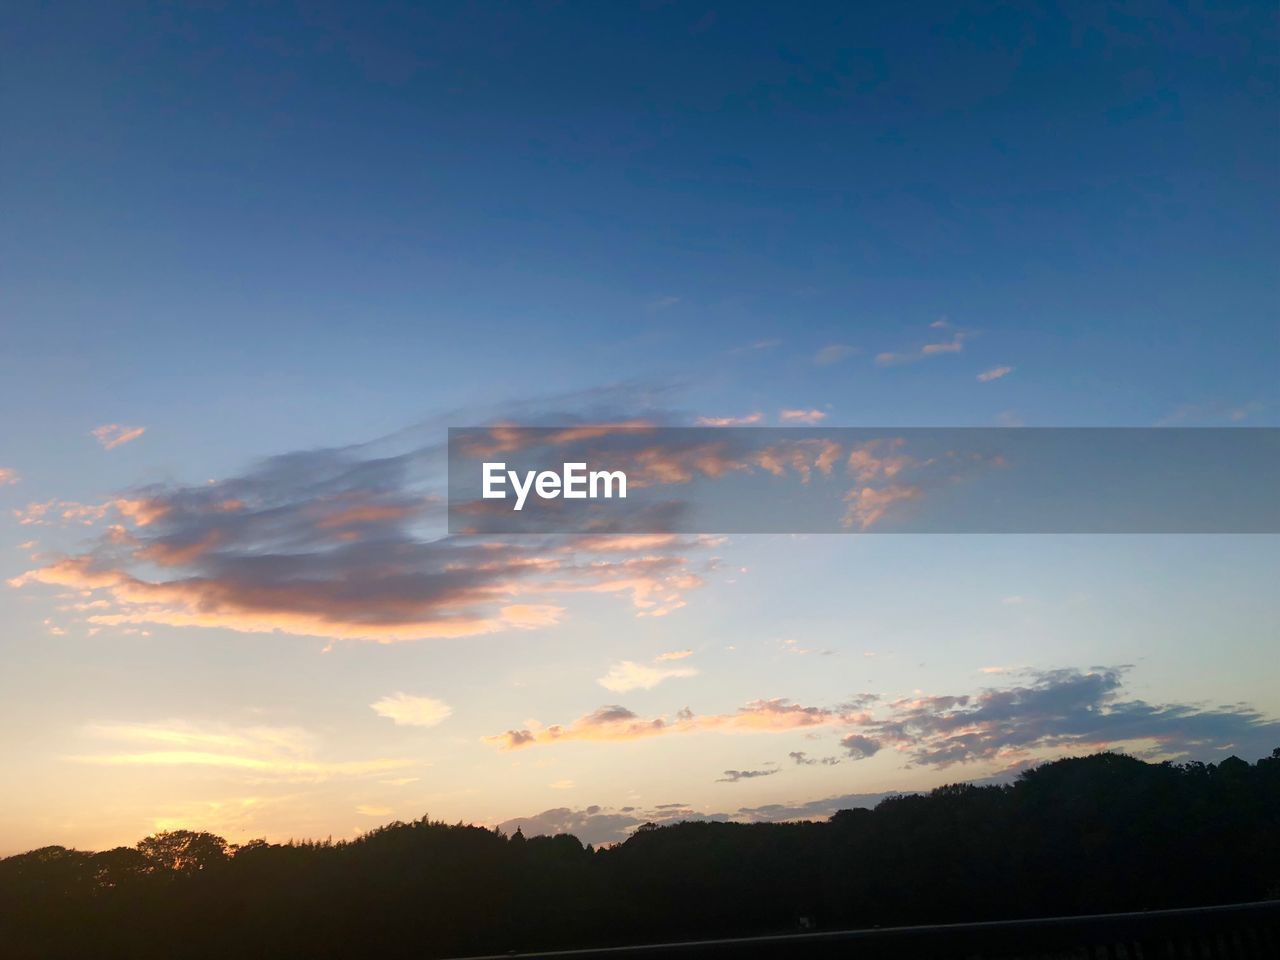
left=447, top=427, right=1280, bottom=534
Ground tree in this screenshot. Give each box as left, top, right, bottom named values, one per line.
left=135, top=830, right=228, bottom=875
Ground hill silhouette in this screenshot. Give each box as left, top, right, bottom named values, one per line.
left=2, top=749, right=1277, bottom=958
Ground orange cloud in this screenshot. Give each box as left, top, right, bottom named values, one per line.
left=845, top=438, right=914, bottom=482
left=456, top=421, right=657, bottom=458
left=484, top=698, right=839, bottom=750
left=842, top=484, right=922, bottom=529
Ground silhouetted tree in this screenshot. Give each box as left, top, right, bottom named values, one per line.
left=1, top=749, right=1277, bottom=959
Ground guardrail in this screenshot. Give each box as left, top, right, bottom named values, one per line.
left=446, top=899, right=1280, bottom=959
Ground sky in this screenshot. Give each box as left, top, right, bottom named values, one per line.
left=1, top=1, right=1277, bottom=853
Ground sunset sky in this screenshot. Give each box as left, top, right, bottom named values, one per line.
left=2, top=1, right=1277, bottom=854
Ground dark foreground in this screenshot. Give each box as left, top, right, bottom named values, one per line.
left=451, top=901, right=1280, bottom=959
left=2, top=751, right=1278, bottom=959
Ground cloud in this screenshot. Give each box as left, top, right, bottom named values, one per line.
left=694, top=413, right=763, bottom=426
left=496, top=788, right=908, bottom=845
left=496, top=806, right=663, bottom=846
left=484, top=698, right=839, bottom=751
left=0, top=467, right=19, bottom=486
left=656, top=649, right=693, bottom=661
left=452, top=428, right=997, bottom=534
left=357, top=805, right=393, bottom=817
left=491, top=667, right=1279, bottom=772
left=977, top=366, right=1014, bottom=383
left=843, top=483, right=922, bottom=530
left=876, top=322, right=972, bottom=366
left=813, top=344, right=858, bottom=366
left=778, top=408, right=827, bottom=424
left=780, top=638, right=834, bottom=657
left=847, top=668, right=1280, bottom=768
left=730, top=339, right=782, bottom=354
left=1156, top=400, right=1263, bottom=426
left=549, top=779, right=575, bottom=790
left=8, top=438, right=714, bottom=642
left=92, top=424, right=146, bottom=450
left=74, top=720, right=412, bottom=781
left=598, top=658, right=699, bottom=693
left=839, top=734, right=882, bottom=760
left=789, top=751, right=841, bottom=766
left=716, top=767, right=778, bottom=782
left=370, top=693, right=453, bottom=727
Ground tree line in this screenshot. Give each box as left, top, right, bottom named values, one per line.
left=2, top=749, right=1277, bottom=958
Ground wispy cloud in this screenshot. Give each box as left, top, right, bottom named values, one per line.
left=91, top=424, right=146, bottom=450
left=876, top=320, right=973, bottom=366
left=598, top=658, right=699, bottom=693
left=780, top=638, right=833, bottom=657
left=371, top=693, right=453, bottom=727
left=656, top=649, right=693, bottom=661
left=843, top=483, right=922, bottom=530
left=778, top=408, right=827, bottom=424
left=977, top=365, right=1014, bottom=382
left=788, top=751, right=840, bottom=766
left=730, top=338, right=782, bottom=354
left=716, top=767, right=778, bottom=782
left=0, top=467, right=19, bottom=486
left=694, top=413, right=763, bottom=426
left=74, top=720, right=412, bottom=781
left=813, top=344, right=858, bottom=366
left=1156, top=400, right=1263, bottom=426
left=484, top=698, right=840, bottom=751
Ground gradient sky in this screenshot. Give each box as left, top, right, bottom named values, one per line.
left=1, top=1, right=1278, bottom=853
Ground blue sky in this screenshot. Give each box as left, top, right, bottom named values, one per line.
left=1, top=1, right=1277, bottom=851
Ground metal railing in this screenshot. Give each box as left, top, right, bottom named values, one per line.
left=446, top=899, right=1280, bottom=959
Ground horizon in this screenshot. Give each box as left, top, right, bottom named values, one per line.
left=9, top=744, right=1277, bottom=857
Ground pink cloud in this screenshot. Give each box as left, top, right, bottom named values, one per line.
left=977, top=366, right=1014, bottom=382
left=91, top=424, right=146, bottom=450
left=778, top=408, right=827, bottom=424
left=695, top=413, right=764, bottom=426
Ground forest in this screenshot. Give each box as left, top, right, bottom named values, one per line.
left=2, top=749, right=1277, bottom=959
